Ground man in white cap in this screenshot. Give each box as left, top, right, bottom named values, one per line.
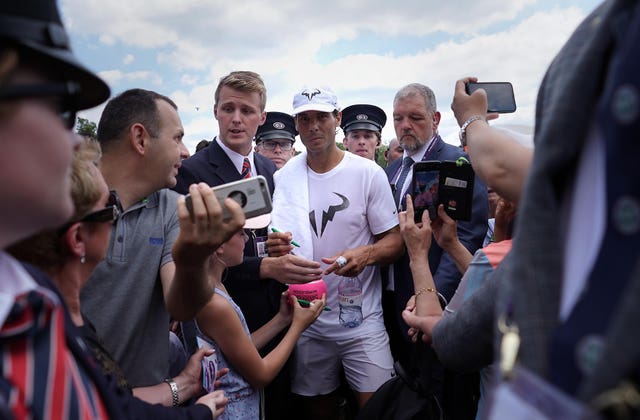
left=268, top=86, right=403, bottom=419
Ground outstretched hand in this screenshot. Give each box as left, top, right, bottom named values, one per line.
left=196, top=390, right=227, bottom=419
left=399, top=194, right=432, bottom=261
left=451, top=77, right=498, bottom=127
left=289, top=292, right=326, bottom=331
left=431, top=204, right=459, bottom=252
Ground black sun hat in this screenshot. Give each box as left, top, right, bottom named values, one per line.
left=0, top=1, right=110, bottom=110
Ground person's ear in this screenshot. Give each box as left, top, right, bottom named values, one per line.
left=63, top=223, right=86, bottom=259
left=432, top=111, right=441, bottom=130
left=130, top=123, right=147, bottom=155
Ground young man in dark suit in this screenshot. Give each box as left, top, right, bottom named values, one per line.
left=174, top=71, right=322, bottom=419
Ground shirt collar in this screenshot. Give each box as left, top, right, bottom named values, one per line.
left=215, top=137, right=255, bottom=175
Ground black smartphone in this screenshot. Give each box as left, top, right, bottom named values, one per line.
left=465, top=82, right=516, bottom=113
left=411, top=162, right=440, bottom=222
left=185, top=175, right=272, bottom=221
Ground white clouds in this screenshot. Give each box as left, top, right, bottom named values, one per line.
left=98, top=70, right=163, bottom=87
left=123, top=54, right=135, bottom=65
left=62, top=0, right=600, bottom=152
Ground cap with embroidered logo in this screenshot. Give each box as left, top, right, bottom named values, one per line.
left=340, top=104, right=386, bottom=134
left=292, top=86, right=339, bottom=116
left=255, top=111, right=297, bottom=143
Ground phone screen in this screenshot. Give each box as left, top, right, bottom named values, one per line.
left=466, top=82, right=516, bottom=113
left=412, top=170, right=439, bottom=222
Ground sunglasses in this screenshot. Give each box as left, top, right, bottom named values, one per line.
left=80, top=205, right=120, bottom=224
left=0, top=81, right=81, bottom=129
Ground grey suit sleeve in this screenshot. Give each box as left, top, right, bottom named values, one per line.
left=432, top=256, right=502, bottom=372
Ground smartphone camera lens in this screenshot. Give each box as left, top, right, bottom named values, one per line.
left=228, top=191, right=247, bottom=208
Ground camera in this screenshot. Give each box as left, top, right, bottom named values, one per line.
left=185, top=175, right=272, bottom=221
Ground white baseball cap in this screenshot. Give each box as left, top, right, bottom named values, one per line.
left=292, top=86, right=339, bottom=116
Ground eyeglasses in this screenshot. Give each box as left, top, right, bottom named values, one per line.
left=0, top=81, right=81, bottom=129
left=259, top=140, right=293, bottom=151
left=80, top=204, right=120, bottom=224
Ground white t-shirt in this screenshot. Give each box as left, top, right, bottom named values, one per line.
left=304, top=152, right=398, bottom=340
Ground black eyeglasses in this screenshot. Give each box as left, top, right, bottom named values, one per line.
left=80, top=204, right=120, bottom=224
left=260, top=140, right=293, bottom=151
left=0, top=81, right=81, bottom=129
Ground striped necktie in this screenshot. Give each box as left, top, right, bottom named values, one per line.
left=0, top=290, right=108, bottom=419
left=241, top=158, right=251, bottom=179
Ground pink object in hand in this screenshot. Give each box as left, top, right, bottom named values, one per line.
left=288, top=279, right=327, bottom=302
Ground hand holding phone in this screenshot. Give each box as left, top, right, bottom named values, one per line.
left=185, top=176, right=272, bottom=222
left=465, top=82, right=516, bottom=113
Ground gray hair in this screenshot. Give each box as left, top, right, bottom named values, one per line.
left=393, top=83, right=437, bottom=114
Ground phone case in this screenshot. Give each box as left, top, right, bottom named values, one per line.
left=411, top=159, right=475, bottom=221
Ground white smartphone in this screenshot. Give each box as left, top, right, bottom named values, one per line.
left=185, top=176, right=272, bottom=221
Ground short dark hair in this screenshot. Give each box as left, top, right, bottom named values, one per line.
left=97, top=88, right=177, bottom=151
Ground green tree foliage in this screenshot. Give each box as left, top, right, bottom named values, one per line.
left=76, top=117, right=97, bottom=138
left=376, top=145, right=388, bottom=168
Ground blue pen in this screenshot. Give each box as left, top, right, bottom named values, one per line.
left=270, top=227, right=301, bottom=247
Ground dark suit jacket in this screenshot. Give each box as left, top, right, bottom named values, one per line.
left=173, top=139, right=281, bottom=334
left=433, top=0, right=640, bottom=402
left=386, top=135, right=488, bottom=342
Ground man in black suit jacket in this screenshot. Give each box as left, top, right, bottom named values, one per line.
left=384, top=83, right=488, bottom=364
left=174, top=71, right=322, bottom=420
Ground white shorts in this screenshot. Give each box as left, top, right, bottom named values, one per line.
left=291, top=330, right=395, bottom=395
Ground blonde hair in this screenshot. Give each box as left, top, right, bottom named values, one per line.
left=214, top=71, right=267, bottom=112
left=7, top=138, right=105, bottom=273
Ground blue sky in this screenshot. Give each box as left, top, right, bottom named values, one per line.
left=61, top=0, right=601, bottom=154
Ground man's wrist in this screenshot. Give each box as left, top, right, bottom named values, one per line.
left=164, top=378, right=180, bottom=406
left=459, top=115, right=486, bottom=147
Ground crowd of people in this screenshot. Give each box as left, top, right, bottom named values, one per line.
left=1, top=0, right=639, bottom=419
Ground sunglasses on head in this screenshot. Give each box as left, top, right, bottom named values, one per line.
left=0, top=81, right=81, bottom=129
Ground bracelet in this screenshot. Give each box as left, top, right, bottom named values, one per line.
left=459, top=115, right=486, bottom=147
left=415, top=287, right=437, bottom=298
left=164, top=378, right=180, bottom=406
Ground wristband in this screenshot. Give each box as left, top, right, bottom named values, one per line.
left=459, top=115, right=486, bottom=147
left=164, top=378, right=180, bottom=406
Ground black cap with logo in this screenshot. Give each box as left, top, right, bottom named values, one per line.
left=340, top=104, right=386, bottom=134
left=0, top=1, right=110, bottom=110
left=255, top=111, right=297, bottom=143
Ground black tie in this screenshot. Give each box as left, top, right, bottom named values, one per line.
left=394, top=156, right=414, bottom=208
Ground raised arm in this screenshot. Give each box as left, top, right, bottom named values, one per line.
left=196, top=292, right=324, bottom=389
left=451, top=77, right=533, bottom=204
left=163, top=183, right=245, bottom=321
left=323, top=226, right=403, bottom=277
left=398, top=195, right=443, bottom=342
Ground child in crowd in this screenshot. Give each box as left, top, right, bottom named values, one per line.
left=195, top=229, right=326, bottom=419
